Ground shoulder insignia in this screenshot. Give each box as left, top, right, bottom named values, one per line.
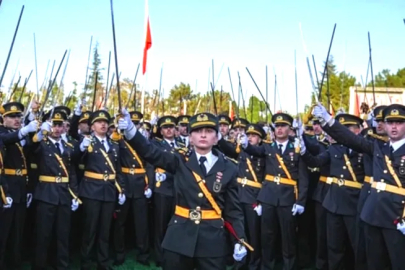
left=369, top=133, right=389, bottom=142
left=224, top=155, right=238, bottom=164
left=65, top=142, right=74, bottom=148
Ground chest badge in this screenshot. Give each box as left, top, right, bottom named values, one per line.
left=399, top=167, right=405, bottom=175
left=213, top=172, right=223, bottom=192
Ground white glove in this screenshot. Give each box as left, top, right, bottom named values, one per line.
left=144, top=188, right=152, bottom=199
left=40, top=121, right=52, bottom=133
left=233, top=243, right=247, bottom=262
left=292, top=204, right=305, bottom=216
left=3, top=197, right=13, bottom=208
left=155, top=172, right=167, bottom=182
left=118, top=118, right=128, bottom=130
left=240, top=134, right=248, bottom=149
left=396, top=221, right=405, bottom=235
left=299, top=137, right=306, bottom=155
left=27, top=193, right=33, bottom=208
left=150, top=115, right=159, bottom=126
left=19, top=120, right=39, bottom=137
left=27, top=112, right=36, bottom=122
left=74, top=102, right=82, bottom=116
left=71, top=199, right=79, bottom=211
left=118, top=193, right=126, bottom=205
left=253, top=204, right=262, bottom=216
left=312, top=103, right=332, bottom=126
left=121, top=109, right=136, bottom=140
left=141, top=129, right=150, bottom=139
left=297, top=119, right=304, bottom=136
left=80, top=136, right=92, bottom=152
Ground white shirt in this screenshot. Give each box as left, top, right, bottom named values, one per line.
left=95, top=135, right=110, bottom=152
left=61, top=133, right=68, bottom=143
left=196, top=151, right=218, bottom=174
left=390, top=137, right=405, bottom=152
left=164, top=138, right=177, bottom=148
left=275, top=140, right=289, bottom=154
left=48, top=137, right=64, bottom=154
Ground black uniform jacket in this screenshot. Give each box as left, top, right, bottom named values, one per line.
left=244, top=140, right=309, bottom=207
left=118, top=137, right=154, bottom=199
left=78, top=136, right=124, bottom=202
left=30, top=138, right=78, bottom=206
left=324, top=121, right=405, bottom=229
left=149, top=137, right=175, bottom=197
left=127, top=131, right=245, bottom=258
left=218, top=138, right=265, bottom=205
left=302, top=141, right=365, bottom=216
left=303, top=134, right=330, bottom=203
left=0, top=126, right=32, bottom=203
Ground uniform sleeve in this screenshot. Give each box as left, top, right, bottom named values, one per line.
left=301, top=149, right=331, bottom=168
left=146, top=162, right=155, bottom=190
left=217, top=138, right=239, bottom=160
left=68, top=149, right=79, bottom=195
left=127, top=131, right=179, bottom=175
left=224, top=169, right=245, bottom=240
left=297, top=157, right=309, bottom=206
left=0, top=129, right=22, bottom=144
left=244, top=143, right=266, bottom=157
left=323, top=121, right=373, bottom=155
left=69, top=114, right=80, bottom=141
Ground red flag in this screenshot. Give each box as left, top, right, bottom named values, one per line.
left=142, top=0, right=152, bottom=75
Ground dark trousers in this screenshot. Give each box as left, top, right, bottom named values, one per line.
left=80, top=198, right=115, bottom=270
left=354, top=215, right=367, bottom=270
left=0, top=202, right=26, bottom=270
left=326, top=211, right=356, bottom=270
left=297, top=200, right=316, bottom=269
left=163, top=249, right=226, bottom=270
left=154, top=193, right=174, bottom=265
left=34, top=201, right=71, bottom=270
left=234, top=203, right=261, bottom=270
left=261, top=203, right=297, bottom=270
left=314, top=202, right=328, bottom=270
left=113, top=197, right=150, bottom=263
left=364, top=223, right=405, bottom=270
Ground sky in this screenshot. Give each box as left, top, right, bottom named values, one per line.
left=0, top=0, right=405, bottom=115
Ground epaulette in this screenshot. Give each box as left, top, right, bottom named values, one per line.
left=304, top=131, right=315, bottom=136
left=65, top=142, right=74, bottom=148
left=224, top=155, right=238, bottom=164
left=177, top=141, right=186, bottom=148
left=368, top=133, right=389, bottom=142
left=154, top=137, right=162, bottom=142
left=319, top=140, right=330, bottom=147
left=110, top=140, right=119, bottom=144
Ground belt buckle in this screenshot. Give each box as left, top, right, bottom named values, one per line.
left=129, top=168, right=134, bottom=175
left=326, top=177, right=333, bottom=184
left=55, top=176, right=62, bottom=183
left=376, top=182, right=386, bottom=192
left=274, top=176, right=280, bottom=185
left=103, top=174, right=109, bottom=181
left=338, top=178, right=345, bottom=187
left=189, top=209, right=202, bottom=221
left=16, top=169, right=22, bottom=176
left=241, top=177, right=248, bottom=187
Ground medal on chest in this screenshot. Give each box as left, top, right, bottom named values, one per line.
left=213, top=172, right=222, bottom=193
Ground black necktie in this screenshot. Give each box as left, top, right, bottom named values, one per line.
left=278, top=144, right=283, bottom=155
left=199, top=156, right=207, bottom=177
left=101, top=140, right=107, bottom=151
left=170, top=142, right=175, bottom=148
left=55, top=142, right=62, bottom=155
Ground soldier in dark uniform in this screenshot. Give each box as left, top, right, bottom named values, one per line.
left=78, top=110, right=125, bottom=270
left=241, top=112, right=309, bottom=270
left=30, top=108, right=80, bottom=269
left=302, top=118, right=331, bottom=270
left=218, top=115, right=231, bottom=139
left=0, top=145, right=12, bottom=209
left=113, top=111, right=152, bottom=266
left=149, top=115, right=178, bottom=267
left=300, top=114, right=365, bottom=270
left=217, top=123, right=266, bottom=270
left=70, top=102, right=91, bottom=141
left=118, top=110, right=247, bottom=270
left=312, top=103, right=405, bottom=269
left=232, top=118, right=249, bottom=138
left=177, top=115, right=190, bottom=147
left=0, top=102, right=38, bottom=270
